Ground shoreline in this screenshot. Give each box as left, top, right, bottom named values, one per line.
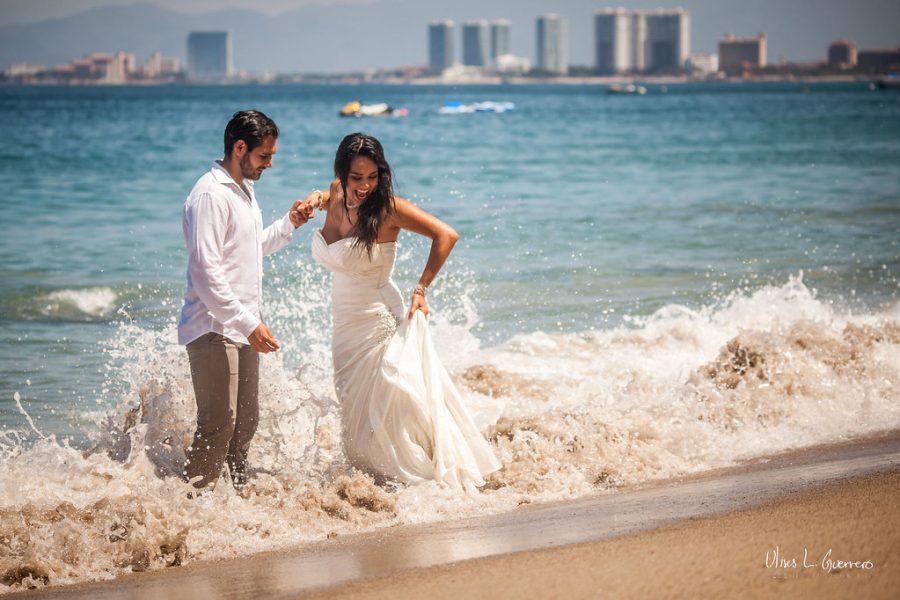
left=0, top=74, right=887, bottom=88
left=10, top=430, right=900, bottom=599
left=311, top=469, right=899, bottom=600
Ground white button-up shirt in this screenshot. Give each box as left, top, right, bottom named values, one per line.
left=178, top=161, right=295, bottom=346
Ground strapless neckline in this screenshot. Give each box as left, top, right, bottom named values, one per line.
left=315, top=229, right=396, bottom=248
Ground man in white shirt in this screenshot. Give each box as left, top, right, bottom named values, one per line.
left=178, top=110, right=315, bottom=489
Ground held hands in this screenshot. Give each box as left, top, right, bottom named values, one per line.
left=289, top=183, right=342, bottom=227
left=248, top=322, right=280, bottom=353
left=288, top=197, right=316, bottom=228
left=292, top=181, right=342, bottom=223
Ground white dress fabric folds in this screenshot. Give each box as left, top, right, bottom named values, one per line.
left=312, top=230, right=501, bottom=489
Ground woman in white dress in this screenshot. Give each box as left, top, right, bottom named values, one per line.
left=308, top=133, right=501, bottom=490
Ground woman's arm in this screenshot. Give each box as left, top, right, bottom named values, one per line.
left=390, top=197, right=460, bottom=319
left=305, top=190, right=328, bottom=211
left=312, top=179, right=343, bottom=211
left=291, top=179, right=341, bottom=225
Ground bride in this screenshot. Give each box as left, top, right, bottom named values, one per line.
left=306, top=133, right=501, bottom=490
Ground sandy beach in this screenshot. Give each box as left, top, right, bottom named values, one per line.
left=310, top=466, right=899, bottom=600
left=11, top=431, right=898, bottom=600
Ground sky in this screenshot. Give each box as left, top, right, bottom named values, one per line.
left=0, top=0, right=369, bottom=23
left=1, top=0, right=899, bottom=70
left=0, top=0, right=328, bottom=23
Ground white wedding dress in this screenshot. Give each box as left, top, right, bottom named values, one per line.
left=312, top=230, right=501, bottom=489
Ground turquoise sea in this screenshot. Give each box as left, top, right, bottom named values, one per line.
left=2, top=82, right=898, bottom=437
left=0, top=81, right=899, bottom=590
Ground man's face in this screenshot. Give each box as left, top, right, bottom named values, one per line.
left=239, top=135, right=277, bottom=181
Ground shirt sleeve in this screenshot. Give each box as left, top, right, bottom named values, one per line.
left=261, top=211, right=295, bottom=257
left=185, top=192, right=261, bottom=337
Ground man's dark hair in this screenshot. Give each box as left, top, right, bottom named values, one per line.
left=223, top=110, right=278, bottom=156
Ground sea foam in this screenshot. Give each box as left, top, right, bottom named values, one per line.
left=1, top=275, right=898, bottom=591
left=42, top=287, right=118, bottom=319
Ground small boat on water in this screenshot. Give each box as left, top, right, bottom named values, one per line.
left=339, top=101, right=408, bottom=118
left=439, top=101, right=516, bottom=114
left=607, top=83, right=647, bottom=95
left=874, top=76, right=900, bottom=91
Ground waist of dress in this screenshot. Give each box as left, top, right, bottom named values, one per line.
left=331, top=281, right=404, bottom=324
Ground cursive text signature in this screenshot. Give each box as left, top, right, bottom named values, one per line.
left=765, top=545, right=874, bottom=573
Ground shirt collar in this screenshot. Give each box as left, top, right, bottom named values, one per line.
left=210, top=160, right=255, bottom=195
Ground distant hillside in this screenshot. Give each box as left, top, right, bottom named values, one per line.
left=0, top=2, right=433, bottom=73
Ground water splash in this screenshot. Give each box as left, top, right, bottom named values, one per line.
left=1, top=275, right=898, bottom=592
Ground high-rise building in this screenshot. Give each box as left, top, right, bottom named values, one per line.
left=490, top=20, right=512, bottom=62
left=719, top=33, right=767, bottom=76
left=630, top=10, right=648, bottom=72
left=595, top=8, right=632, bottom=74
left=594, top=8, right=689, bottom=74
left=429, top=20, right=455, bottom=74
left=828, top=40, right=858, bottom=68
left=187, top=31, right=232, bottom=79
left=463, top=20, right=490, bottom=67
left=645, top=8, right=690, bottom=72
left=536, top=14, right=568, bottom=75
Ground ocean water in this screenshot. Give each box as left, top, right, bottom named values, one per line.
left=1, top=82, right=899, bottom=590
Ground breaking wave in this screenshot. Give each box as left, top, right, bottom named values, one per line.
left=1, top=274, right=898, bottom=591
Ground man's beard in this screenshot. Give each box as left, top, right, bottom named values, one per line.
left=240, top=153, right=260, bottom=180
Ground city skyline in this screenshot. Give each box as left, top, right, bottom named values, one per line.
left=1, top=0, right=899, bottom=74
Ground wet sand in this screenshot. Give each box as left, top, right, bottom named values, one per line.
left=311, top=464, right=900, bottom=600
left=11, top=431, right=900, bottom=599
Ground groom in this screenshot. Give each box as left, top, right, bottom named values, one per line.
left=178, top=109, right=314, bottom=489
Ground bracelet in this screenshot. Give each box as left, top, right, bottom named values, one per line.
left=413, top=284, right=427, bottom=298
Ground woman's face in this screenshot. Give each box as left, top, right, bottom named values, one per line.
left=346, top=156, right=379, bottom=205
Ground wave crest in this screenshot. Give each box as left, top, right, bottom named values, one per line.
left=44, top=288, right=118, bottom=318
left=2, top=276, right=899, bottom=591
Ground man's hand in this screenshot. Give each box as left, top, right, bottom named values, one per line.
left=289, top=199, right=315, bottom=228
left=248, top=322, right=280, bottom=353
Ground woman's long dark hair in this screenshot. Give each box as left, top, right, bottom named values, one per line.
left=334, top=133, right=395, bottom=256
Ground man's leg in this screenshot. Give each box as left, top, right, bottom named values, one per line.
left=184, top=333, right=240, bottom=488
left=226, top=344, right=259, bottom=486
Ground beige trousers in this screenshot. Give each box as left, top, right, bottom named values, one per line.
left=184, top=332, right=259, bottom=488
